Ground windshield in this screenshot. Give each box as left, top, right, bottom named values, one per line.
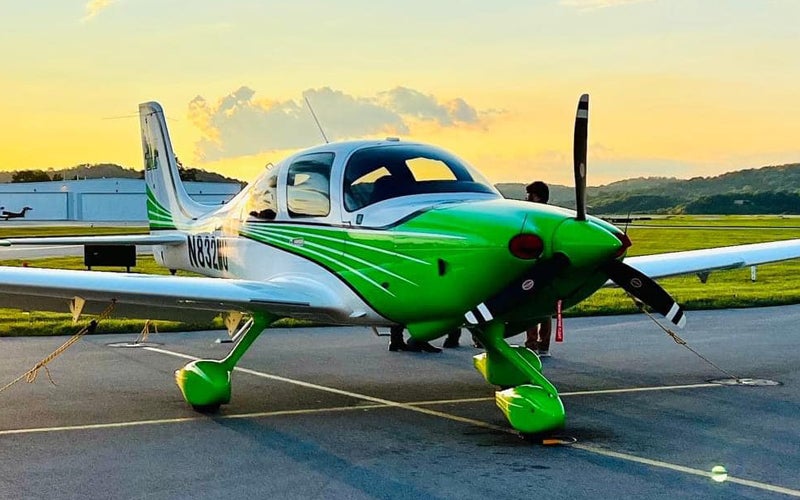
left=343, top=144, right=497, bottom=211
left=245, top=163, right=279, bottom=220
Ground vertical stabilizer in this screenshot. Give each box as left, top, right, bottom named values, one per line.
left=139, top=101, right=209, bottom=230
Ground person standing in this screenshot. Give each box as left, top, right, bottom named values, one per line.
left=388, top=325, right=442, bottom=353
left=388, top=325, right=407, bottom=351
left=442, top=328, right=461, bottom=348
left=524, top=181, right=553, bottom=357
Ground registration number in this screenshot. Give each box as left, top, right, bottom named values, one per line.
left=187, top=234, right=229, bottom=271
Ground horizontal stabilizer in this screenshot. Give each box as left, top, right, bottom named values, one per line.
left=0, top=234, right=186, bottom=247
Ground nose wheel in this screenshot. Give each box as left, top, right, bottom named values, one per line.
left=471, top=321, right=565, bottom=434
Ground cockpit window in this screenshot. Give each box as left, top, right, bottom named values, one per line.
left=247, top=163, right=278, bottom=220
left=286, top=152, right=334, bottom=217
left=343, top=144, right=497, bottom=211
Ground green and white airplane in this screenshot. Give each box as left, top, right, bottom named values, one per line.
left=2, top=95, right=800, bottom=434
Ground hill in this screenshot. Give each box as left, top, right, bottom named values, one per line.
left=496, top=163, right=800, bottom=215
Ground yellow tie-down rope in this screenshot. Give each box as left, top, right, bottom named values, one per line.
left=135, top=319, right=158, bottom=344
left=0, top=300, right=117, bottom=394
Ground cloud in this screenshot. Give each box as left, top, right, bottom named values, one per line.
left=82, top=0, right=114, bottom=22
left=559, top=0, right=651, bottom=10
left=189, top=86, right=484, bottom=162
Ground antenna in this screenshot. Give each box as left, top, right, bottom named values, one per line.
left=624, top=209, right=632, bottom=235
left=304, top=96, right=329, bottom=144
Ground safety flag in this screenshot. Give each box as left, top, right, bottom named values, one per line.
left=555, top=299, right=564, bottom=342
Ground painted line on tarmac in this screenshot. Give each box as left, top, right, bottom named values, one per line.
left=561, top=383, right=723, bottom=396
left=143, top=346, right=510, bottom=432
left=144, top=346, right=800, bottom=498
left=0, top=384, right=721, bottom=437
left=0, top=404, right=384, bottom=437
left=0, top=417, right=200, bottom=436
left=569, top=444, right=800, bottom=497
left=405, top=383, right=723, bottom=406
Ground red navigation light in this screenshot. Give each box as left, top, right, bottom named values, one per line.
left=614, top=232, right=632, bottom=257
left=509, top=234, right=544, bottom=260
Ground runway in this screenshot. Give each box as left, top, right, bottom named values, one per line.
left=0, top=306, right=798, bottom=499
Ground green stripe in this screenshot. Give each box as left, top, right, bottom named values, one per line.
left=246, top=225, right=418, bottom=287
left=146, top=185, right=175, bottom=229
left=264, top=225, right=430, bottom=265
left=240, top=228, right=395, bottom=297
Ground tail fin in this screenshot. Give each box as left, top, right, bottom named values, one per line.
left=139, top=101, right=209, bottom=230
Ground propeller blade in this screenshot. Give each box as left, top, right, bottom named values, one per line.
left=573, top=94, right=589, bottom=221
left=464, top=253, right=570, bottom=326
left=603, top=260, right=686, bottom=328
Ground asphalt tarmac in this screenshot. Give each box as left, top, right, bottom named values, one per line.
left=0, top=306, right=798, bottom=499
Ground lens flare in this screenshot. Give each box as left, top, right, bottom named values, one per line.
left=711, top=465, right=728, bottom=483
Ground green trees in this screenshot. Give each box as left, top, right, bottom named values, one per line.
left=11, top=170, right=51, bottom=183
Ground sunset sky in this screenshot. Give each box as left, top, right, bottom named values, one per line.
left=2, top=0, right=799, bottom=186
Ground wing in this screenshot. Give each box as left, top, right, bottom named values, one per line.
left=0, top=266, right=353, bottom=324
left=0, top=234, right=185, bottom=246
left=623, top=238, right=800, bottom=279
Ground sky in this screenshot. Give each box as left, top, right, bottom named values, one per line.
left=1, top=0, right=799, bottom=186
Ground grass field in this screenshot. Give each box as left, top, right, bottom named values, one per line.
left=1, top=219, right=799, bottom=336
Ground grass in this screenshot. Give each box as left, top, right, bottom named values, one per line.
left=1, top=217, right=800, bottom=335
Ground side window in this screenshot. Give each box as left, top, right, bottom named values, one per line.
left=247, top=166, right=278, bottom=220
left=286, top=153, right=334, bottom=217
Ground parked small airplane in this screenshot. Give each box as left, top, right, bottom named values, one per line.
left=1, top=96, right=799, bottom=434
left=1, top=206, right=33, bottom=220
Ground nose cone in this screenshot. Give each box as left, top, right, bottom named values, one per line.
left=552, top=218, right=626, bottom=268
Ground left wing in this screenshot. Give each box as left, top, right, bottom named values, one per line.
left=624, top=238, right=800, bottom=279
left=0, top=266, right=355, bottom=324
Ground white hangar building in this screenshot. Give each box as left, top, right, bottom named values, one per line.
left=0, top=178, right=241, bottom=221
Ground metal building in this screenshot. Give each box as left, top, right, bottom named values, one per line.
left=0, top=178, right=241, bottom=221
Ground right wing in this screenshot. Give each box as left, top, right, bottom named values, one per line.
left=623, top=238, right=800, bottom=280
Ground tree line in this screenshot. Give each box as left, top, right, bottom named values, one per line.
left=1, top=163, right=243, bottom=185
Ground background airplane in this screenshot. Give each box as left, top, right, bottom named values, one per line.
left=1, top=206, right=33, bottom=220
left=1, top=96, right=799, bottom=435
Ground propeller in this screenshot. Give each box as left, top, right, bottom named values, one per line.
left=573, top=94, right=589, bottom=221
left=464, top=253, right=570, bottom=326
left=571, top=94, right=685, bottom=327
left=463, top=93, right=686, bottom=330
left=602, top=259, right=686, bottom=328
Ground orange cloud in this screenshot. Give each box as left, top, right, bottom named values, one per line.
left=82, top=0, right=114, bottom=22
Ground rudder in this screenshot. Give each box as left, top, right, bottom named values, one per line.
left=139, top=101, right=209, bottom=230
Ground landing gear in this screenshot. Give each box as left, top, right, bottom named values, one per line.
left=192, top=403, right=222, bottom=414
left=174, top=313, right=273, bottom=411
left=471, top=322, right=565, bottom=434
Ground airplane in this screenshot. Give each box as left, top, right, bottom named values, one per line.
left=1, top=96, right=800, bottom=435
left=1, top=206, right=33, bottom=220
